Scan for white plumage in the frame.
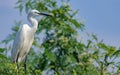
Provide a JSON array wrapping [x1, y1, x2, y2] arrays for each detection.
[[11, 10, 52, 64]]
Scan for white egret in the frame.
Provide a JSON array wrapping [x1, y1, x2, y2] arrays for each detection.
[[11, 9, 52, 71]]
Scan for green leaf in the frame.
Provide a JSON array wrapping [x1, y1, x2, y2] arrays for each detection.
[[0, 53, 7, 59], [73, 69, 77, 75], [112, 50, 120, 57], [69, 19, 81, 28], [45, 51, 56, 62], [0, 48, 5, 53]]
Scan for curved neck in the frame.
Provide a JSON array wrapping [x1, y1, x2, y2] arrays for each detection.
[[27, 15, 38, 31]]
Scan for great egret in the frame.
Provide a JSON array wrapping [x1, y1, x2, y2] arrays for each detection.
[[11, 9, 52, 71]]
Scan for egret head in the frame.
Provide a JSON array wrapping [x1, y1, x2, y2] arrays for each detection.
[[28, 9, 52, 17]]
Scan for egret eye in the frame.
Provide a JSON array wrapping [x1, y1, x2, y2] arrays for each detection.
[[34, 12, 38, 14]]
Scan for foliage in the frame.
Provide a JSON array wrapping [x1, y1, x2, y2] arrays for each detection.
[[0, 0, 120, 75]]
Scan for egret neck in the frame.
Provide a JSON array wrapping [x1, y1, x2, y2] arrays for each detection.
[[27, 14, 38, 32]]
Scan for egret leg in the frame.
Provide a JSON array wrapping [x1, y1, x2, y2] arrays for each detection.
[[24, 55, 27, 74], [16, 53, 20, 70], [17, 63, 19, 70]]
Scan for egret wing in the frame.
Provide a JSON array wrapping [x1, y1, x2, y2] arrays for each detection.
[[11, 25, 25, 63]]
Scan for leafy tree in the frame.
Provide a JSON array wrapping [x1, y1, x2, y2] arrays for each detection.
[[0, 0, 120, 75]]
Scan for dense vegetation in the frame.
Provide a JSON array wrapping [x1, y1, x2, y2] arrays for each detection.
[[0, 0, 120, 75]]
